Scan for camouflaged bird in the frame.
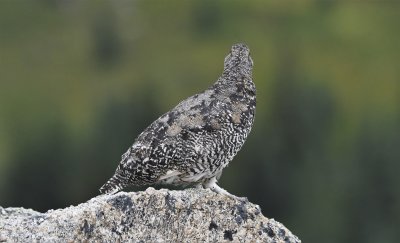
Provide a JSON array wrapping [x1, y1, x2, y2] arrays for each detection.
[[100, 43, 256, 199]]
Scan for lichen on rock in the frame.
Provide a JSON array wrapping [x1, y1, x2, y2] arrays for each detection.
[[0, 188, 301, 242]]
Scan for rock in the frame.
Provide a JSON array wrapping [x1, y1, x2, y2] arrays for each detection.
[[0, 188, 301, 242]]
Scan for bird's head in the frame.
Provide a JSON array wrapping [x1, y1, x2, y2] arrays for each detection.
[[223, 43, 253, 76]]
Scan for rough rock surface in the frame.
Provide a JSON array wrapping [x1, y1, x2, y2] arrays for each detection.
[[0, 188, 301, 242]]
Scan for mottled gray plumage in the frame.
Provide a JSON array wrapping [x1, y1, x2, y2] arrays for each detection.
[[100, 43, 256, 198]]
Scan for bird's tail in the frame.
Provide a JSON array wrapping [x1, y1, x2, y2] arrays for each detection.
[[99, 172, 126, 194]]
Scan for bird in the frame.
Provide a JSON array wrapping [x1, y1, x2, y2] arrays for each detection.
[[99, 43, 256, 199]]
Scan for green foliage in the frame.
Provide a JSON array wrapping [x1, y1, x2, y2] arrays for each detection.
[[0, 1, 399, 242]]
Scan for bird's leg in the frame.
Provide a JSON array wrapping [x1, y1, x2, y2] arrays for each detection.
[[195, 183, 204, 189], [203, 177, 247, 202]]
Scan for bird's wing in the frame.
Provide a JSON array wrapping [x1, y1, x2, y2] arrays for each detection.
[[118, 88, 229, 178]]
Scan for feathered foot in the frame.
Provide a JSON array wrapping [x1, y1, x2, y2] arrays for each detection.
[[203, 177, 248, 202]]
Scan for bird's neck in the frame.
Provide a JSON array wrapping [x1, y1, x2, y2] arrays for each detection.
[[215, 69, 255, 98], [222, 64, 252, 80], [218, 65, 253, 87]]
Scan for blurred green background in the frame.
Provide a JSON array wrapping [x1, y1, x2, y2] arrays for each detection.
[[0, 1, 399, 242]]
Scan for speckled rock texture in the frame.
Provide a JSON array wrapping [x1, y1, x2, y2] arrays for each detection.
[[0, 188, 300, 242]]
